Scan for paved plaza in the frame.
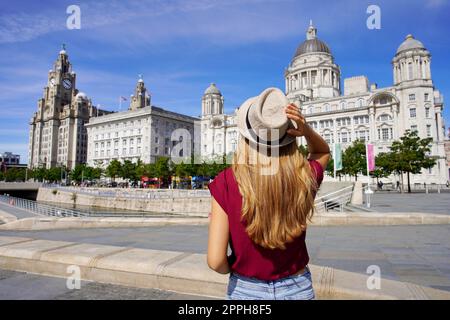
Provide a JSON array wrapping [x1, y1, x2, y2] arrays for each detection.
[[1, 224, 449, 292], [369, 191, 450, 215], [0, 268, 211, 300]]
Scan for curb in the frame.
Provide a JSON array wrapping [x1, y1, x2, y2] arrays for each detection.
[[312, 211, 450, 226], [1, 211, 449, 231], [0, 209, 18, 225], [0, 216, 209, 231], [0, 235, 448, 300]]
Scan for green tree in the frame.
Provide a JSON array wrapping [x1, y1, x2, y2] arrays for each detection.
[[389, 130, 436, 193], [105, 159, 122, 181], [32, 167, 46, 182], [121, 160, 137, 182], [4, 168, 26, 182], [174, 162, 190, 178], [371, 152, 394, 184], [135, 159, 146, 179], [70, 164, 86, 183], [144, 163, 156, 178], [154, 157, 171, 179], [45, 167, 62, 182], [298, 144, 309, 157], [342, 140, 367, 181]]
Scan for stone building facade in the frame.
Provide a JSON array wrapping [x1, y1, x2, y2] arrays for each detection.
[[199, 83, 239, 159], [201, 23, 447, 183], [28, 47, 111, 170], [85, 78, 198, 167]]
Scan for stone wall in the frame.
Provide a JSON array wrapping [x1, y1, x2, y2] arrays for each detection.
[[37, 187, 211, 216]]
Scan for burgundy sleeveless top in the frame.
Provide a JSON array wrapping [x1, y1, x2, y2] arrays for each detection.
[[208, 159, 324, 281]]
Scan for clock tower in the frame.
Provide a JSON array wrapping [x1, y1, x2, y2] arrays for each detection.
[[28, 45, 110, 170]]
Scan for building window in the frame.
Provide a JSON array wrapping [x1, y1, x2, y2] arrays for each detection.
[[426, 125, 431, 137], [409, 108, 416, 118], [425, 107, 430, 118], [411, 125, 418, 133], [424, 93, 429, 101], [311, 70, 317, 85], [342, 132, 349, 143], [409, 94, 415, 101], [379, 128, 393, 141], [155, 147, 159, 154]]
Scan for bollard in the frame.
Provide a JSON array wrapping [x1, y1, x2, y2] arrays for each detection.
[[438, 185, 441, 194]]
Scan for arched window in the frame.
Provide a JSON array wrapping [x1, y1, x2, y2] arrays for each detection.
[[339, 101, 346, 110], [324, 104, 331, 112], [377, 114, 392, 122]]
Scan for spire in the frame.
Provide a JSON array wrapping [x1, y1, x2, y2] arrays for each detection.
[[59, 43, 67, 55], [138, 74, 144, 83], [306, 20, 317, 40]]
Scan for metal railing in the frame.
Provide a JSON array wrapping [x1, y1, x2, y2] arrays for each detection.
[[44, 186, 211, 200], [0, 194, 88, 218], [314, 185, 354, 213]]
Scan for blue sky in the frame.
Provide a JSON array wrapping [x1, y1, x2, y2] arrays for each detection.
[[1, 0, 449, 163]]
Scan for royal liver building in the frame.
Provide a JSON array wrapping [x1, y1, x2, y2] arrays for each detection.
[[28, 47, 111, 170], [202, 23, 447, 183]]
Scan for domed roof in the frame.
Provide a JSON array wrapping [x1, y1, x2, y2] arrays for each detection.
[[204, 83, 222, 95], [293, 21, 331, 58], [396, 34, 425, 54], [294, 38, 331, 57], [75, 92, 88, 100]]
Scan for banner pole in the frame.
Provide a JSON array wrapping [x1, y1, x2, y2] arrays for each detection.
[[333, 143, 337, 181]]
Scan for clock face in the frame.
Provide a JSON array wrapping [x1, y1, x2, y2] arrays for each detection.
[[49, 78, 55, 87], [63, 78, 72, 89]]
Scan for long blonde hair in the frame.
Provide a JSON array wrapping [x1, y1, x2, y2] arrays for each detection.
[[232, 137, 317, 250]]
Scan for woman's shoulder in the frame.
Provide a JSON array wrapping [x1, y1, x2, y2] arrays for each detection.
[[308, 159, 324, 186], [208, 167, 234, 212]]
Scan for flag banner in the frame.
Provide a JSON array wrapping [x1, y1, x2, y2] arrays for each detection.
[[366, 143, 375, 171], [334, 143, 343, 171]]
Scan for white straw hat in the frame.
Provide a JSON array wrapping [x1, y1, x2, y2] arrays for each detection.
[[237, 87, 297, 148]]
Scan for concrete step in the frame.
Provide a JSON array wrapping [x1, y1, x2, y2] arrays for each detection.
[[0, 235, 448, 300]]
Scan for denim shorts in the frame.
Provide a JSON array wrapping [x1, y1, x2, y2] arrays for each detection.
[[226, 266, 315, 300]]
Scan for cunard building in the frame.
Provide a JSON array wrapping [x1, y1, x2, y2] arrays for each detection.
[[201, 22, 447, 183], [28, 46, 111, 170]]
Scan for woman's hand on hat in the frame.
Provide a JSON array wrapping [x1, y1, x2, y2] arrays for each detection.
[[285, 104, 310, 137]]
